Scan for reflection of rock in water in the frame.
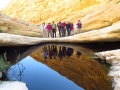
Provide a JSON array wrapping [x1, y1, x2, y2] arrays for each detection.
[[0, 45, 40, 63], [0, 72, 7, 80], [31, 45, 112, 90]]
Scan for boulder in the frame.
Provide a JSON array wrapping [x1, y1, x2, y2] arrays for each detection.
[[95, 49, 120, 90], [0, 81, 28, 90]]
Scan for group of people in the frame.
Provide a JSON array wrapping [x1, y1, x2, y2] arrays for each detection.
[[43, 45, 82, 60], [41, 20, 82, 38]]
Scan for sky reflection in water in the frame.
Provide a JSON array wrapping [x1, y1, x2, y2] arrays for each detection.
[[8, 55, 84, 90], [7, 44, 112, 90]]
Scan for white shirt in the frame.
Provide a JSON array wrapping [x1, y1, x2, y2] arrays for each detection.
[[41, 25, 46, 31]]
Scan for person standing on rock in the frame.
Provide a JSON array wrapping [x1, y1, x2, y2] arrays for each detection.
[[70, 22, 74, 35], [57, 21, 62, 37], [46, 23, 52, 38], [52, 21, 57, 38], [62, 21, 66, 36], [76, 20, 82, 34], [41, 22, 47, 38], [66, 21, 71, 36]]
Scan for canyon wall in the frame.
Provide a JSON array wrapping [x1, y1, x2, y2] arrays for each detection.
[[0, 0, 120, 45], [3, 0, 113, 31], [3, 0, 108, 23]]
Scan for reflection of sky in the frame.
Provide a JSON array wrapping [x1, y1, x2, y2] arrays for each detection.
[[8, 56, 84, 90]]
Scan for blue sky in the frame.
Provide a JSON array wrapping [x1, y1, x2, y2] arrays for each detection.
[[0, 0, 11, 10]]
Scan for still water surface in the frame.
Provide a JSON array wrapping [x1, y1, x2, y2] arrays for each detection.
[[0, 43, 114, 90], [8, 56, 83, 90]]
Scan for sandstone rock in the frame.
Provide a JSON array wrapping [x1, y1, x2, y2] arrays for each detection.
[[3, 0, 120, 32], [0, 81, 28, 90], [95, 49, 120, 90], [0, 11, 42, 37], [3, 0, 109, 28], [82, 0, 120, 31], [0, 20, 120, 46], [0, 26, 8, 32], [0, 0, 120, 45], [0, 33, 44, 46]]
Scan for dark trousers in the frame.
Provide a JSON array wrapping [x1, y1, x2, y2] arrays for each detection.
[[58, 28, 62, 37], [64, 28, 66, 36], [52, 29, 56, 38], [67, 29, 70, 36], [61, 28, 65, 37]]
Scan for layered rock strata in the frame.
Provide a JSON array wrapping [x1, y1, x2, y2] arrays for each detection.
[[3, 0, 120, 32], [0, 21, 120, 46], [0, 11, 42, 37]]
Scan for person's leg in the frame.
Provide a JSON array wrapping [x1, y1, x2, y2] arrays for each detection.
[[58, 28, 61, 37], [77, 28, 80, 34], [52, 29, 54, 38], [45, 30, 48, 37], [67, 29, 69, 36], [79, 28, 80, 34], [70, 30, 72, 36], [64, 28, 66, 36], [68, 29, 70, 36], [55, 30, 56, 38], [61, 28, 64, 37], [79, 28, 81, 33], [50, 30, 53, 38], [73, 30, 75, 35], [48, 30, 50, 37], [70, 30, 71, 36]]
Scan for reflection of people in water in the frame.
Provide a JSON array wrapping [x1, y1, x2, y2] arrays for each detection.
[[53, 45, 58, 59], [76, 51, 81, 58], [43, 45, 76, 60], [62, 46, 67, 58], [66, 47, 74, 58], [48, 45, 53, 59], [58, 46, 63, 60], [43, 46, 48, 59]]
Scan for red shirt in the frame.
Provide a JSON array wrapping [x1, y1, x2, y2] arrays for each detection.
[[62, 22, 66, 28], [46, 24, 52, 30]]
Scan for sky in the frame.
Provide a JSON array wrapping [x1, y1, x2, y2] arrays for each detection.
[[0, 0, 11, 10]]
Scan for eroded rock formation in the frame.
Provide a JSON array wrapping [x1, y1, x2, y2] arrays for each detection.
[[3, 0, 120, 32], [0, 11, 42, 37], [3, 0, 109, 24], [95, 49, 120, 90], [0, 0, 120, 45], [0, 22, 120, 46]]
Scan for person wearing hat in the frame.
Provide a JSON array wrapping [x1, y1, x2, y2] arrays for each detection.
[[46, 23, 52, 37]]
